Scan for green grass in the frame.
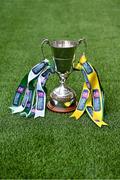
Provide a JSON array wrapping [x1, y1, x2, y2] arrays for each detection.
[[0, 0, 120, 179]]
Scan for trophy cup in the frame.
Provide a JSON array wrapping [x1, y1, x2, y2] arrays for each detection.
[[41, 38, 86, 113]]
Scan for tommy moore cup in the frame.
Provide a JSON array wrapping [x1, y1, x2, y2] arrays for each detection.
[[41, 38, 86, 113]]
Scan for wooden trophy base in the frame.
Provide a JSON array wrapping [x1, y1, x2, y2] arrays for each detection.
[[47, 101, 76, 113]]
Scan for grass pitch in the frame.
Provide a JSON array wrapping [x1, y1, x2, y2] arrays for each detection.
[[0, 0, 120, 179]]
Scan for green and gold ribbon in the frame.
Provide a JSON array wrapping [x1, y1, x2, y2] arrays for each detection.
[[10, 55, 108, 127]]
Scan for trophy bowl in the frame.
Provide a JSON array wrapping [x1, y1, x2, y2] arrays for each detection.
[[41, 38, 86, 113]]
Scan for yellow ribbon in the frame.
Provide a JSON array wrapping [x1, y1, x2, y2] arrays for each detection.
[[71, 54, 108, 128]]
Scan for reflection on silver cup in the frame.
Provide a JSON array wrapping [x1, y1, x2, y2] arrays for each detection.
[[41, 38, 86, 113]]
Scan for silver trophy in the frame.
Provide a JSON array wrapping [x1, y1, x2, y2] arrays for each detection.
[[41, 38, 86, 113]]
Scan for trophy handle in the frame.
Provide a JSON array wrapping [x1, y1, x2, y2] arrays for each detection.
[[41, 38, 50, 59], [78, 37, 87, 49], [72, 38, 87, 70]]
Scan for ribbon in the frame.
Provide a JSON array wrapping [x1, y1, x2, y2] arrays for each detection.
[[35, 67, 53, 118], [71, 54, 108, 127], [10, 54, 107, 128], [10, 59, 54, 118], [10, 73, 28, 109]]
